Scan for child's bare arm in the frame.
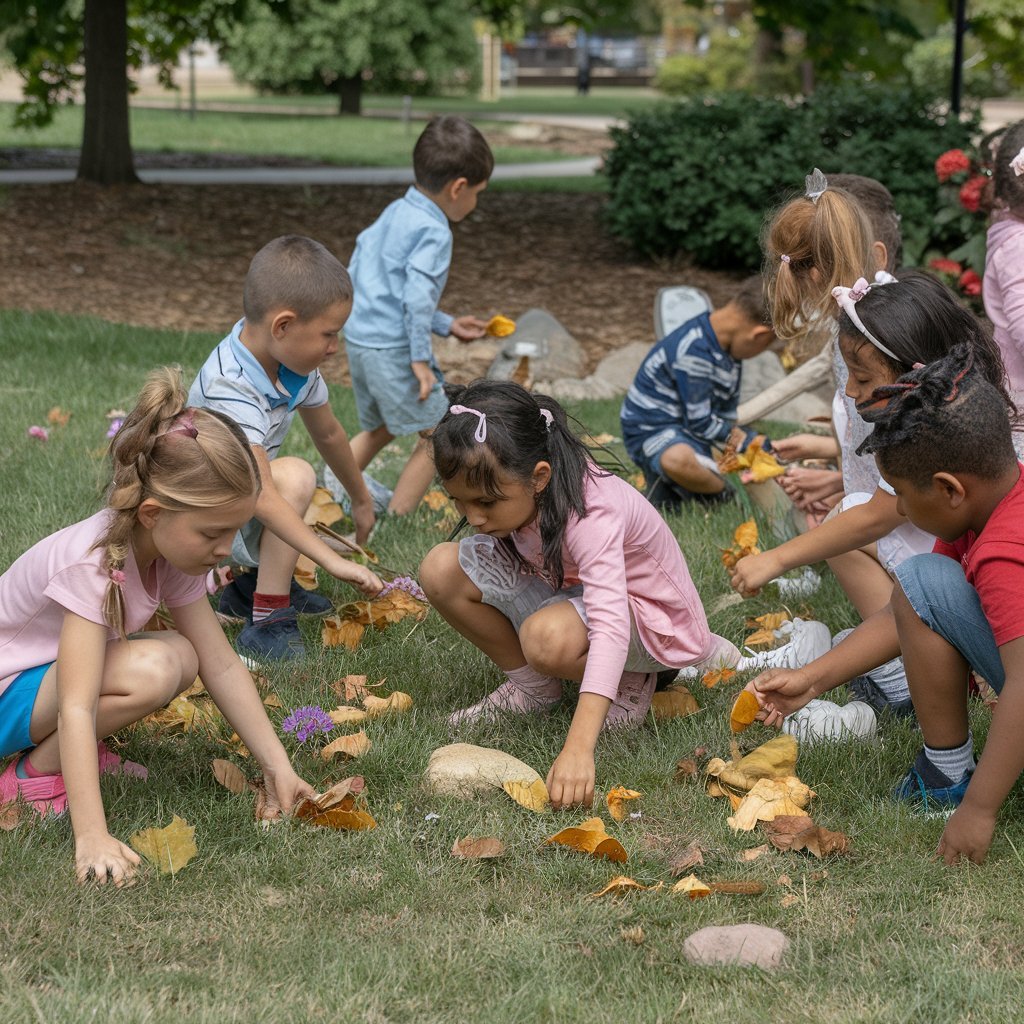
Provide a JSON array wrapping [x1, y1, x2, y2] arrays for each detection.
[[449, 316, 487, 342], [546, 693, 610, 809], [938, 638, 1024, 865], [299, 405, 376, 547], [57, 613, 141, 886], [250, 444, 381, 596], [772, 433, 839, 462], [171, 599, 316, 815], [730, 487, 903, 597]]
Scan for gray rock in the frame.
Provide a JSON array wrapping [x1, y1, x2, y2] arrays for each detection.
[[683, 924, 790, 969], [740, 351, 831, 425], [544, 341, 649, 402], [487, 308, 586, 383]]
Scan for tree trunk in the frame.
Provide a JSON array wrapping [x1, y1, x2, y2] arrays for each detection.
[[337, 74, 363, 115], [77, 0, 138, 184]]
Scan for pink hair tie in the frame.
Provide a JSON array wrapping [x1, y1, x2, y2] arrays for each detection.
[[780, 254, 791, 264], [109, 569, 127, 589], [450, 404, 487, 443]]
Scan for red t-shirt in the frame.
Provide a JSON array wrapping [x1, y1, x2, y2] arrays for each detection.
[[934, 465, 1024, 647]]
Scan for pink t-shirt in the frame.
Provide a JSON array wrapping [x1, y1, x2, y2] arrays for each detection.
[[0, 509, 207, 694], [510, 471, 713, 699]]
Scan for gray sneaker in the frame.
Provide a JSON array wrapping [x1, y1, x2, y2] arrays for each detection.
[[324, 467, 394, 517]]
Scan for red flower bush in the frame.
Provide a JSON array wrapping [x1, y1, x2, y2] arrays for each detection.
[[929, 257, 963, 276], [958, 175, 987, 213], [935, 149, 971, 182], [959, 269, 982, 297]]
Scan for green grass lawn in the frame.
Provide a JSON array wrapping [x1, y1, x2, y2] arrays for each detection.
[[0, 104, 581, 169], [2, 309, 1024, 1022]]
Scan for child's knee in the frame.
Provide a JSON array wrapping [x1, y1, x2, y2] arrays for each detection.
[[520, 613, 572, 674], [419, 543, 463, 601], [269, 456, 317, 504], [131, 637, 199, 704]]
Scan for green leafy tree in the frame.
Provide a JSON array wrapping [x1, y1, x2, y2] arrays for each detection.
[[0, 0, 256, 184], [223, 0, 481, 115]]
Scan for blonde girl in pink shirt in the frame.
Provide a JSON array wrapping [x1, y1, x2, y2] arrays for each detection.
[[0, 368, 314, 886], [419, 379, 740, 810]]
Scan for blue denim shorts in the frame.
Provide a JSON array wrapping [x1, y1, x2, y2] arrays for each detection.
[[347, 345, 449, 436], [0, 662, 52, 758], [894, 553, 1004, 692], [231, 516, 263, 569], [624, 427, 721, 489]]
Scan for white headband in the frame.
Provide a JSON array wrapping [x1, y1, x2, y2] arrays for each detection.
[[832, 271, 900, 362]]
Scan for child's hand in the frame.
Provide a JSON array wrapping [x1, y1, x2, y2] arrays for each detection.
[[546, 745, 596, 810], [779, 467, 843, 511], [729, 550, 783, 598], [747, 669, 816, 723], [75, 832, 141, 887], [936, 802, 996, 866], [349, 496, 376, 547], [772, 433, 838, 462], [325, 554, 383, 597], [450, 316, 488, 343], [263, 766, 317, 818], [411, 360, 438, 401]]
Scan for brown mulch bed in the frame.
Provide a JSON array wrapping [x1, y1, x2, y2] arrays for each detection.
[[0, 182, 739, 380]]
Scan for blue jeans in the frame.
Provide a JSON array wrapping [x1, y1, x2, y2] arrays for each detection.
[[894, 553, 1004, 692]]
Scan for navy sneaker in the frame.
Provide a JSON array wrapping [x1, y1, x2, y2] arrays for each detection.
[[219, 573, 333, 621], [893, 748, 972, 810], [235, 607, 306, 663], [848, 674, 916, 720]]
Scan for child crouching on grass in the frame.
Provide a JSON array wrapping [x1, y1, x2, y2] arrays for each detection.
[[419, 379, 742, 810], [0, 368, 315, 886]]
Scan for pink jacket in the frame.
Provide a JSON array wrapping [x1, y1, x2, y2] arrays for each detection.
[[511, 471, 714, 699], [984, 212, 1024, 396]]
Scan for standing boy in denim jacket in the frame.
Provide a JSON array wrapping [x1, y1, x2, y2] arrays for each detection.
[[343, 115, 493, 516]]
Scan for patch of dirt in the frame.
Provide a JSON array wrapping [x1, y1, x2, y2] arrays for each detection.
[[0, 182, 740, 382]]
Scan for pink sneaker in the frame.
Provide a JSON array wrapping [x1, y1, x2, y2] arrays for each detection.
[[97, 741, 149, 780], [0, 756, 68, 817], [448, 678, 563, 728], [604, 671, 657, 729]]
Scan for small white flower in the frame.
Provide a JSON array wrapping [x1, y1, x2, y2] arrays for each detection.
[[424, 812, 440, 822]]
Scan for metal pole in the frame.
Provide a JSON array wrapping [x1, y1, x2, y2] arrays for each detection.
[[951, 0, 967, 115], [188, 45, 197, 121]]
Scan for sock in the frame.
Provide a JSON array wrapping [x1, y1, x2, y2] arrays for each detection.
[[925, 734, 975, 781], [505, 664, 561, 695], [868, 656, 911, 704], [252, 591, 289, 623], [16, 754, 46, 779]]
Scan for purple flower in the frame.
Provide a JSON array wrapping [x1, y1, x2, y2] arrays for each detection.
[[281, 705, 334, 744], [106, 418, 123, 439], [378, 575, 427, 603]]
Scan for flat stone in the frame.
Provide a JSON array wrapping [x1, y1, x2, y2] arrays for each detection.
[[423, 743, 543, 798], [683, 924, 790, 969], [487, 308, 586, 383], [741, 351, 831, 425]]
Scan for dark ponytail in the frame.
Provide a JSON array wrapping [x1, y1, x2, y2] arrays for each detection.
[[431, 379, 600, 588]]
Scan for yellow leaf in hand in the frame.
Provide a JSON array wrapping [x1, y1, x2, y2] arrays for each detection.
[[606, 785, 642, 822], [734, 519, 759, 551], [730, 690, 761, 733], [130, 815, 198, 874], [486, 314, 516, 337]]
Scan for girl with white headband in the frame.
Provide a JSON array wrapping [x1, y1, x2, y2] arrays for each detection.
[[419, 379, 740, 811], [731, 270, 1016, 742]]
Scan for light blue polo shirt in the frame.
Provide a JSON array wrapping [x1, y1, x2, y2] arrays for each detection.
[[344, 186, 456, 363], [188, 318, 329, 460]]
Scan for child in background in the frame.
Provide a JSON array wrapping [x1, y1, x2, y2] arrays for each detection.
[[864, 348, 1024, 864], [741, 277, 1015, 742], [0, 368, 315, 886], [984, 120, 1024, 408], [342, 115, 492, 517], [189, 235, 382, 663], [619, 275, 775, 508], [419, 380, 745, 810]]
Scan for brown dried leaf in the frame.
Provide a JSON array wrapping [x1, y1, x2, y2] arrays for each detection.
[[668, 841, 705, 876], [422, 489, 453, 512], [129, 815, 197, 874], [734, 519, 759, 550], [303, 486, 345, 528], [606, 785, 642, 822], [651, 687, 700, 720], [47, 406, 71, 427], [0, 800, 23, 831], [451, 836, 506, 859], [329, 705, 368, 726], [701, 666, 736, 689], [292, 555, 319, 591], [253, 782, 281, 823], [321, 731, 372, 761], [780, 892, 800, 908], [620, 925, 646, 945], [728, 779, 811, 831], [303, 806, 376, 830], [293, 776, 366, 818], [544, 817, 627, 863], [362, 691, 413, 718], [589, 875, 648, 898], [322, 616, 365, 651], [262, 692, 282, 708], [211, 759, 250, 795], [765, 815, 851, 858], [675, 758, 699, 781], [737, 844, 770, 862]]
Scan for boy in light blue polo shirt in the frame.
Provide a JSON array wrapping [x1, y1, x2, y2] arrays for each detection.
[[190, 235, 382, 663], [344, 115, 494, 515]]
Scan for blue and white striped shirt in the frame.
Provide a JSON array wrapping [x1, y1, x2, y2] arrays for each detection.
[[188, 319, 329, 460]]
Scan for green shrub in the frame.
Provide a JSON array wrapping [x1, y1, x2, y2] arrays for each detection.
[[603, 83, 981, 270]]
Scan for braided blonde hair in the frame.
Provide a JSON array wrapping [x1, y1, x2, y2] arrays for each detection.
[[99, 366, 260, 635]]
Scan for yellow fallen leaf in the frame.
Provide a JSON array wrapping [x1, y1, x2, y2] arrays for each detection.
[[293, 555, 319, 591], [321, 731, 372, 760], [262, 692, 282, 708], [589, 875, 648, 898], [322, 616, 365, 651], [362, 692, 413, 718], [730, 690, 761, 733], [628, 471, 645, 491], [422, 489, 453, 511], [606, 785, 642, 822], [329, 705, 368, 726], [130, 815, 197, 874], [584, 432, 617, 447], [544, 817, 627, 862], [486, 314, 516, 337], [701, 666, 736, 689], [303, 805, 377, 830], [727, 778, 811, 831], [651, 687, 700, 720], [47, 406, 72, 427], [303, 486, 345, 527], [671, 874, 712, 899], [452, 836, 506, 859], [211, 759, 250, 795], [706, 734, 800, 796], [503, 779, 550, 813]]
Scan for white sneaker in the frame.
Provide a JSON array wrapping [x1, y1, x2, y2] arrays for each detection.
[[736, 618, 830, 672], [782, 699, 878, 745], [775, 568, 821, 600]]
